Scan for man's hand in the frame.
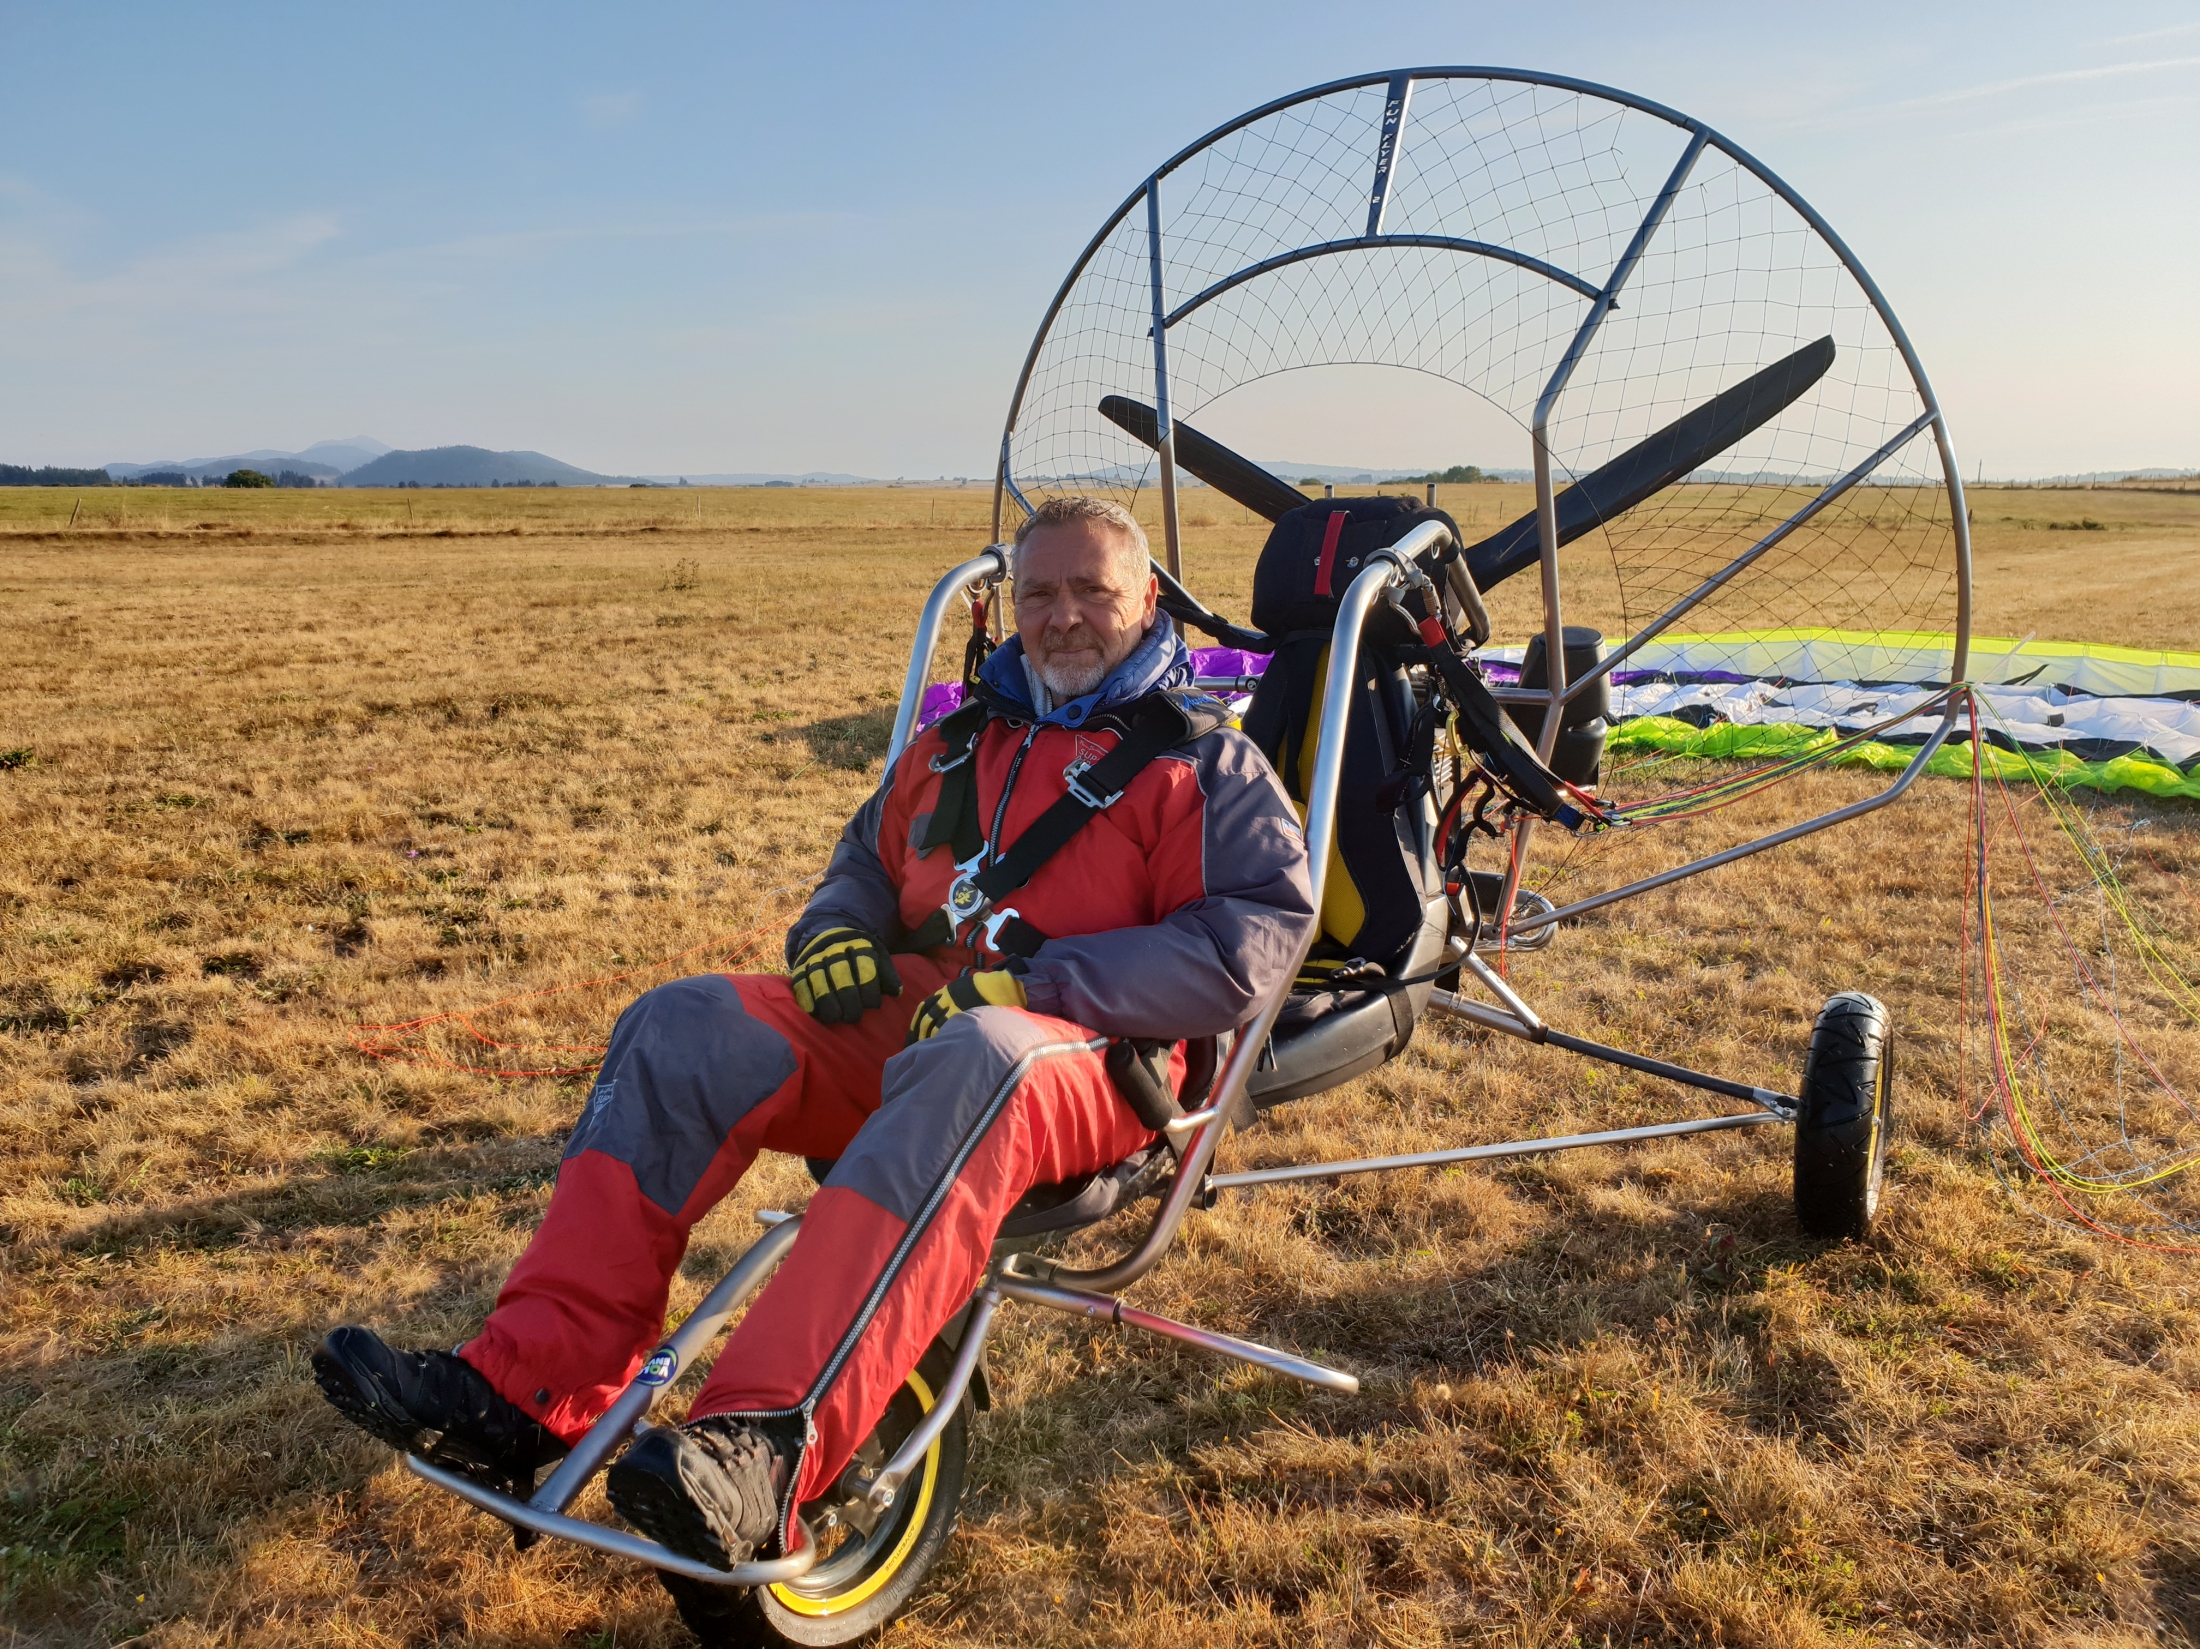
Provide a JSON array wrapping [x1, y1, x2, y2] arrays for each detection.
[[789, 927, 903, 1025], [905, 968, 1026, 1046]]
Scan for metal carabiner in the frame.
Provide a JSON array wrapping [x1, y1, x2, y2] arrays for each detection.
[[977, 906, 1024, 955]]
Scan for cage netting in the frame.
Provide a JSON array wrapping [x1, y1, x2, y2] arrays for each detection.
[[995, 70, 1965, 692]]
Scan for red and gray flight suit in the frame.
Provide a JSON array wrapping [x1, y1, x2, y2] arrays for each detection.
[[460, 618, 1315, 1526]]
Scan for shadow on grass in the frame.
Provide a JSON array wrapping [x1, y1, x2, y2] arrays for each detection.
[[799, 706, 896, 770], [30, 1136, 566, 1259]]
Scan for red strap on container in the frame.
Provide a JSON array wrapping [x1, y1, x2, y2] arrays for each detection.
[[1312, 510, 1347, 597]]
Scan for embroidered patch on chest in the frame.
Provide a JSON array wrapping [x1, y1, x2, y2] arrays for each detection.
[[1073, 733, 1109, 769]]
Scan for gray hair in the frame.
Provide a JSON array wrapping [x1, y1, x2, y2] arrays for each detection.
[[1010, 494, 1152, 586]]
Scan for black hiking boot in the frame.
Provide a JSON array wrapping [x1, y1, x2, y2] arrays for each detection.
[[606, 1416, 787, 1570], [311, 1325, 567, 1499]]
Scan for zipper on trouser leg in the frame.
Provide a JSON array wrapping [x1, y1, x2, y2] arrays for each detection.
[[718, 1034, 1106, 1553]]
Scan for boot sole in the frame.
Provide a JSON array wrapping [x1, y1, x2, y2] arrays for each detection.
[[606, 1454, 749, 1571], [312, 1343, 430, 1457]]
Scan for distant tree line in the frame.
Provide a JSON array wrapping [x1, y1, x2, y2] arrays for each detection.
[[1291, 465, 1495, 489], [0, 464, 113, 486]]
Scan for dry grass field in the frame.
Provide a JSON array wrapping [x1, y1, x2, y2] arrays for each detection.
[[4, 483, 2199, 1648]]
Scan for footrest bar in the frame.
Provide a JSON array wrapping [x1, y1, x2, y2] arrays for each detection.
[[406, 1454, 819, 1587], [530, 1214, 802, 1515], [1206, 1110, 1785, 1191], [996, 1276, 1358, 1393]]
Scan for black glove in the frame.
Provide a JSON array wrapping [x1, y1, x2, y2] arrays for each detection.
[[789, 926, 903, 1025], [904, 968, 1027, 1046]]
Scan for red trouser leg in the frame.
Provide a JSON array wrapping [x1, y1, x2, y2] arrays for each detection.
[[461, 959, 960, 1442], [688, 1004, 1157, 1509]]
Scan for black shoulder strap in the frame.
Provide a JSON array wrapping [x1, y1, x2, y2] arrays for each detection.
[[968, 696, 1188, 905], [915, 699, 989, 860], [905, 695, 1192, 954]]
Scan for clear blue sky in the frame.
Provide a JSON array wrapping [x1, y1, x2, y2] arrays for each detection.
[[3, 2, 2193, 479]]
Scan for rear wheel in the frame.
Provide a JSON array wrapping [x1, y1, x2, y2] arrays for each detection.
[[1792, 991, 1894, 1239], [661, 1340, 970, 1646]]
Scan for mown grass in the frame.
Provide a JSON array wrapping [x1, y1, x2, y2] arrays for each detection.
[[3, 485, 2198, 1647]]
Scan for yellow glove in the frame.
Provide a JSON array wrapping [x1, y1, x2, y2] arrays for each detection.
[[905, 968, 1026, 1045], [789, 927, 903, 1025]]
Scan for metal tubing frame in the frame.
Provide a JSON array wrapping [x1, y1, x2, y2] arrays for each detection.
[[864, 1288, 1001, 1512], [1159, 234, 1599, 330], [1205, 1110, 1786, 1192], [407, 1454, 822, 1588], [996, 1275, 1360, 1393], [1145, 181, 1184, 587], [1428, 985, 1540, 1040], [1423, 982, 1795, 1114], [1557, 409, 1942, 706], [531, 1214, 804, 1514], [1458, 949, 1543, 1032], [885, 549, 1009, 768], [1542, 1028, 1797, 1116], [1038, 553, 1411, 1292], [1499, 127, 1709, 932]]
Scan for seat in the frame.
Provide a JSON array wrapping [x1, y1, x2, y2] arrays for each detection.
[[1236, 504, 1454, 1109]]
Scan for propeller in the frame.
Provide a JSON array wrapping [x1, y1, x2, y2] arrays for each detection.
[[1460, 335, 1835, 591], [1097, 396, 1312, 523], [1100, 331, 1835, 618]]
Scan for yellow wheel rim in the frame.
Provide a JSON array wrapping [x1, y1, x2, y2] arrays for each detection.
[[768, 1369, 942, 1617]]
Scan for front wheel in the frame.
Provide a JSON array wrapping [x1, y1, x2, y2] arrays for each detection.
[[662, 1339, 971, 1646], [1792, 991, 1894, 1240]]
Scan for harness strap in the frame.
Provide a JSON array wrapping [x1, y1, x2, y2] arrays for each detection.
[[916, 700, 989, 860], [905, 696, 1190, 955], [1405, 643, 1576, 821], [965, 701, 1184, 908]]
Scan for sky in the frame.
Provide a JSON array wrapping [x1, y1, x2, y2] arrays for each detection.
[[1, 2, 2194, 481]]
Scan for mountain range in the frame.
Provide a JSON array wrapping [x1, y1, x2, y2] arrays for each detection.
[[339, 445, 642, 487], [99, 439, 858, 487], [106, 437, 392, 481], [96, 434, 1531, 490]]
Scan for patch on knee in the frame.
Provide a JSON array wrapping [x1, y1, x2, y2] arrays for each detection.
[[565, 975, 799, 1214], [828, 1016, 1088, 1222]]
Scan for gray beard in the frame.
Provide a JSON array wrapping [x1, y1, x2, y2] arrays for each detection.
[[1032, 653, 1110, 702]]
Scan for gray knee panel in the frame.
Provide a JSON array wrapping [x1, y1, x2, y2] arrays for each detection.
[[827, 1008, 1063, 1223], [565, 975, 799, 1215]]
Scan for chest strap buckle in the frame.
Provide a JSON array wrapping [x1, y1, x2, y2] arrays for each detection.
[[942, 849, 990, 934], [1062, 760, 1125, 811], [978, 907, 1023, 955]]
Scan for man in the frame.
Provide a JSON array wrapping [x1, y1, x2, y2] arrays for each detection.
[[312, 495, 1315, 1570]]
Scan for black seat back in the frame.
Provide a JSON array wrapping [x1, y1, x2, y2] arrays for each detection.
[[1239, 500, 1453, 1106]]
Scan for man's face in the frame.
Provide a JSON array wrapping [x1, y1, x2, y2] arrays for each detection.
[[1012, 521, 1159, 700]]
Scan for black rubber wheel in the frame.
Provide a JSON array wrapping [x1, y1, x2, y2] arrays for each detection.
[[1792, 991, 1895, 1239], [661, 1339, 970, 1646]]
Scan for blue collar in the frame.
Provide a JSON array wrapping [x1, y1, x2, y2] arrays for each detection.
[[976, 619, 1191, 727]]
